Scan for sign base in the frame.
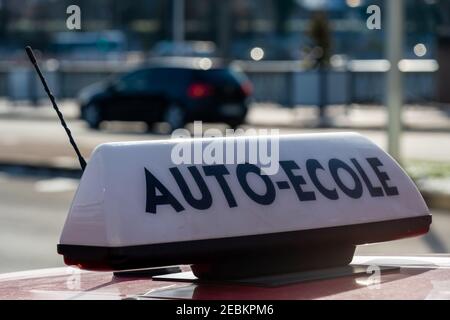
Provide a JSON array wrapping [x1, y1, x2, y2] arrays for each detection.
[[151, 264, 399, 288]]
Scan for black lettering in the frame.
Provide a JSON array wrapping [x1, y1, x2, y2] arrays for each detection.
[[366, 157, 399, 196], [280, 160, 316, 201], [351, 158, 384, 197], [329, 159, 363, 199], [145, 168, 184, 214], [236, 163, 276, 205], [203, 164, 237, 208], [170, 166, 212, 210], [306, 159, 338, 200]]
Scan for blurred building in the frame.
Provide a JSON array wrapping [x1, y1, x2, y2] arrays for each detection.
[[0, 0, 448, 61]]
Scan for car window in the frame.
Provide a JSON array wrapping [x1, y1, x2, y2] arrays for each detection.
[[194, 68, 245, 85], [152, 68, 193, 96], [116, 67, 193, 96], [144, 68, 168, 92], [116, 70, 151, 93]]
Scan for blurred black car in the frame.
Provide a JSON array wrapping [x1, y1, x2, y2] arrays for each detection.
[[78, 59, 252, 130]]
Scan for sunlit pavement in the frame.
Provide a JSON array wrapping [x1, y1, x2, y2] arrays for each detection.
[[0, 172, 448, 274], [0, 104, 449, 168]]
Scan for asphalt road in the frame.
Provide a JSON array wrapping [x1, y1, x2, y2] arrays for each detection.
[[0, 172, 73, 273], [0, 171, 449, 274]]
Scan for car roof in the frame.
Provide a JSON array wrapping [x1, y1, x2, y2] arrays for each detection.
[[1, 255, 449, 300], [139, 57, 226, 71]]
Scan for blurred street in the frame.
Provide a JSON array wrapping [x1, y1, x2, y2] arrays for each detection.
[[0, 101, 449, 168], [0, 101, 449, 273], [0, 171, 448, 273]]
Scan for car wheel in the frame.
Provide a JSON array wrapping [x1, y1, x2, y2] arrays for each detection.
[[163, 104, 186, 131], [84, 103, 101, 129]]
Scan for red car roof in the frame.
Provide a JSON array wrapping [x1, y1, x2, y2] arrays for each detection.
[[1, 255, 449, 300]]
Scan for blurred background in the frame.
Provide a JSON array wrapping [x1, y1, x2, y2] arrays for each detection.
[[0, 0, 450, 273]]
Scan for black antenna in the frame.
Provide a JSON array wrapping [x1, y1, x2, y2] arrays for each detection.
[[25, 46, 87, 171]]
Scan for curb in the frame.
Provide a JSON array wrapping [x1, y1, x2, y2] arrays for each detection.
[[0, 162, 82, 179], [245, 121, 450, 133]]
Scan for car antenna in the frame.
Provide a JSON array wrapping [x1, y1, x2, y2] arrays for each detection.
[[25, 46, 87, 171]]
